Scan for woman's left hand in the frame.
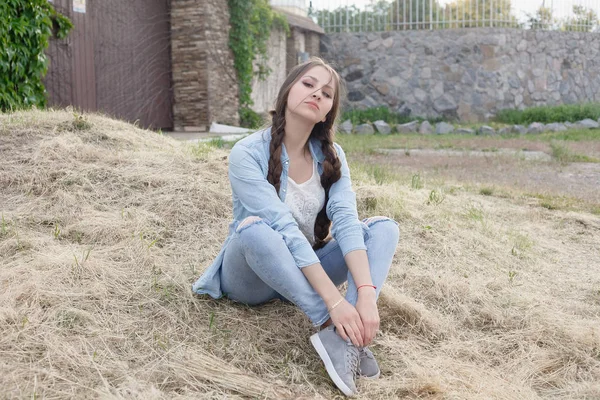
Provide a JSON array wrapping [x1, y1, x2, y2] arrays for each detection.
[[355, 288, 379, 346]]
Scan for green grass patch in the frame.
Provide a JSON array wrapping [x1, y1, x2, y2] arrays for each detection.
[[342, 106, 416, 125], [495, 103, 600, 124], [479, 187, 494, 196], [549, 142, 600, 164]]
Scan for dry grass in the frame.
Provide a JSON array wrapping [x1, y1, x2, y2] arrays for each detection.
[[1, 109, 600, 399]]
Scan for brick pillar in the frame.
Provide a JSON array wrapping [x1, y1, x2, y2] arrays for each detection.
[[171, 0, 208, 131], [171, 0, 239, 131]]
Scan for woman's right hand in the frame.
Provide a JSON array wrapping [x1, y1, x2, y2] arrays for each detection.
[[329, 298, 365, 347]]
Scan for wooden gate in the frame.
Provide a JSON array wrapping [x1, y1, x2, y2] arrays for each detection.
[[45, 0, 173, 130]]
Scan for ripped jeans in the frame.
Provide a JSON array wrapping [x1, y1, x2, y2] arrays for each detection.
[[220, 216, 400, 326]]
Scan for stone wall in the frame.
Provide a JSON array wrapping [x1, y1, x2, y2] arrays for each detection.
[[321, 28, 600, 122], [171, 0, 238, 131]]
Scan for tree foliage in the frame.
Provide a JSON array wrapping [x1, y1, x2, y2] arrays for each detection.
[[0, 0, 72, 111]]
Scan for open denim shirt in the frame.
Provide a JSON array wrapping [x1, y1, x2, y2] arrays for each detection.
[[192, 127, 367, 298]]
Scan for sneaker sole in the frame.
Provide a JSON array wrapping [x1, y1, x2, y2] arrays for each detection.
[[310, 333, 356, 397], [359, 370, 380, 380]]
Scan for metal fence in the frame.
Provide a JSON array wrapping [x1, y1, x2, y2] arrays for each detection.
[[270, 0, 600, 33]]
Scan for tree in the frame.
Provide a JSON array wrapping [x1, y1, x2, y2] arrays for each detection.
[[0, 0, 72, 111], [526, 5, 555, 29], [443, 0, 518, 28], [563, 5, 598, 32]]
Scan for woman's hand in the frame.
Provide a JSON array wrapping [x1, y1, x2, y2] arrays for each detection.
[[355, 288, 379, 346], [329, 299, 365, 347]]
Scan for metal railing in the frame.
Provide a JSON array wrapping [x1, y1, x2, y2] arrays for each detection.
[[290, 0, 600, 33]]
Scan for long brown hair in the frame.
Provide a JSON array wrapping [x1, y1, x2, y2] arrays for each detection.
[[267, 57, 343, 250]]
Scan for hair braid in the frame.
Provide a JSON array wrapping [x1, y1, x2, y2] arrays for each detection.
[[266, 112, 285, 193], [312, 128, 342, 250]]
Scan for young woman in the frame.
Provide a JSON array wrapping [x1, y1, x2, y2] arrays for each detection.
[[192, 57, 399, 396]]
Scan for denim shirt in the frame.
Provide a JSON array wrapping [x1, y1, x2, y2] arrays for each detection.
[[192, 127, 366, 298]]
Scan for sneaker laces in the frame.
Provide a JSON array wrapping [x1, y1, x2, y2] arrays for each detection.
[[346, 343, 360, 378]]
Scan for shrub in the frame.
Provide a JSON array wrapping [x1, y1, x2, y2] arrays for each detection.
[[0, 0, 72, 111], [239, 107, 264, 129], [495, 103, 600, 124]]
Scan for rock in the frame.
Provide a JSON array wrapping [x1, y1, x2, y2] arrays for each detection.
[[345, 71, 363, 82], [564, 122, 575, 129], [477, 125, 496, 135], [545, 122, 567, 132], [433, 94, 458, 114], [348, 91, 365, 102], [339, 119, 353, 134], [355, 123, 374, 135], [436, 122, 455, 134], [373, 120, 391, 135], [513, 125, 527, 134], [576, 118, 600, 129], [419, 121, 434, 134], [375, 83, 390, 95], [498, 127, 512, 135], [397, 121, 419, 133], [527, 122, 545, 134], [456, 128, 475, 134]]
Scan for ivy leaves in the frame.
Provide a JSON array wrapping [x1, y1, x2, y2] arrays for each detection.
[[228, 0, 289, 109], [1, 0, 72, 111]]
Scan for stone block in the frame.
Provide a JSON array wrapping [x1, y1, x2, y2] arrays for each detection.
[[374, 120, 392, 134], [397, 121, 419, 133], [339, 119, 353, 134], [527, 122, 545, 134], [436, 122, 455, 134], [419, 121, 434, 134], [356, 123, 375, 135], [477, 125, 496, 135]]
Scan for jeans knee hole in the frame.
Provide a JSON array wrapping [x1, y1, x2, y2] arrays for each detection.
[[236, 217, 263, 233]]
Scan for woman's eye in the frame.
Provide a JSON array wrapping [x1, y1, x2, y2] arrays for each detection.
[[323, 92, 332, 99], [303, 82, 313, 88]]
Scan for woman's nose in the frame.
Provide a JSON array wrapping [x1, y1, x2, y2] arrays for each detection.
[[312, 93, 320, 99]]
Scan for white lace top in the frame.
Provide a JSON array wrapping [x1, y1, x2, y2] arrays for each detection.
[[284, 161, 326, 245]]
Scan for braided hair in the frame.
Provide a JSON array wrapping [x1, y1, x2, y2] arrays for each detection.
[[266, 57, 343, 250]]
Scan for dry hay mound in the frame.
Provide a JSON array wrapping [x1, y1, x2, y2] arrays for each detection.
[[1, 109, 600, 399]]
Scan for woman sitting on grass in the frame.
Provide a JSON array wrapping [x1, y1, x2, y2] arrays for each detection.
[[192, 57, 399, 396]]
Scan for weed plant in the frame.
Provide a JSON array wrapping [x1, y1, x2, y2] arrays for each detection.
[[495, 103, 600, 124]]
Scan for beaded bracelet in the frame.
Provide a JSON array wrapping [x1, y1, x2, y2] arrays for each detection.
[[357, 284, 377, 291], [328, 298, 344, 312]]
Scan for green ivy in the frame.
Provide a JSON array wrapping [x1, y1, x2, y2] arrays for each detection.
[[228, 0, 289, 111], [0, 0, 73, 111]]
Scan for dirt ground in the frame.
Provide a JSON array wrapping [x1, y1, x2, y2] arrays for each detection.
[[359, 143, 600, 208]]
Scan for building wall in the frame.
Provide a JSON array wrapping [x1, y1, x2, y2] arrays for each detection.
[[250, 28, 288, 114], [205, 0, 239, 126], [322, 28, 600, 122]]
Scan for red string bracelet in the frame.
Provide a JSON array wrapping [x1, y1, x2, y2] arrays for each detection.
[[357, 284, 376, 291]]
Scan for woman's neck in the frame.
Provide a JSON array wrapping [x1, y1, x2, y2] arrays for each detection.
[[282, 110, 314, 158]]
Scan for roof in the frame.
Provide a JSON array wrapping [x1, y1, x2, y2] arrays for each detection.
[[273, 7, 325, 35]]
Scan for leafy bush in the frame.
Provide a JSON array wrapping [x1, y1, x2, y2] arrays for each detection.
[[341, 106, 442, 125], [239, 107, 265, 129], [0, 0, 72, 111], [495, 103, 600, 124]]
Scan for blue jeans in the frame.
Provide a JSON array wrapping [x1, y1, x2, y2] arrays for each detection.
[[220, 216, 400, 326]]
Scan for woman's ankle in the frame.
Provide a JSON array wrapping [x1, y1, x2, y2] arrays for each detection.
[[320, 318, 332, 329]]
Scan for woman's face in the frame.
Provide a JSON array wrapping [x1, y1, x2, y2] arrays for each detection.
[[286, 66, 335, 125]]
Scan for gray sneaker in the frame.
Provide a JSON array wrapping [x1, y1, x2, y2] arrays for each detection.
[[310, 326, 359, 396], [358, 347, 380, 379]]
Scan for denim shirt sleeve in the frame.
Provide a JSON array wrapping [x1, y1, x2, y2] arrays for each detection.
[[228, 143, 320, 269], [327, 143, 366, 256]]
